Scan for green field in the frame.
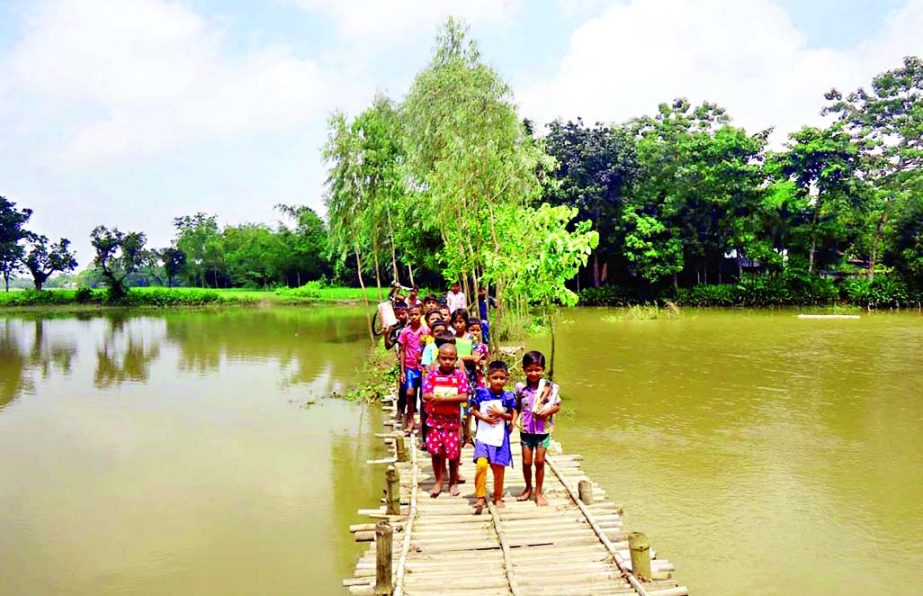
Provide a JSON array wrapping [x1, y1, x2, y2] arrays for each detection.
[[0, 285, 383, 309]]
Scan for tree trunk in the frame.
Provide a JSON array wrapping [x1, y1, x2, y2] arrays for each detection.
[[385, 204, 399, 283], [593, 252, 600, 287], [407, 263, 415, 287], [809, 203, 821, 274], [547, 306, 556, 382], [673, 271, 679, 293], [868, 211, 888, 280], [354, 245, 374, 344], [372, 249, 383, 301]]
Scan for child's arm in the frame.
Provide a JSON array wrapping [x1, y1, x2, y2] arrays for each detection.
[[399, 341, 407, 384]]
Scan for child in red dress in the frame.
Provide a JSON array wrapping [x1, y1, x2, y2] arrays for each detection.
[[422, 343, 469, 497]]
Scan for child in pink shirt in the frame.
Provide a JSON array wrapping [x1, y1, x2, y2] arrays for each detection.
[[398, 305, 430, 435]]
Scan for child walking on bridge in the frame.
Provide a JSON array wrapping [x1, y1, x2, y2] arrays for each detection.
[[515, 351, 560, 507], [422, 343, 469, 497], [470, 360, 517, 514], [398, 305, 430, 436]]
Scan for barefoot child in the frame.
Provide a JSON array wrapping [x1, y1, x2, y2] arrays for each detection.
[[515, 351, 560, 507], [422, 343, 469, 497], [470, 361, 517, 514], [398, 305, 430, 435]]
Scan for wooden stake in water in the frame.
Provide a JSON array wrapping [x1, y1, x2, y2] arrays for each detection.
[[629, 531, 652, 581], [375, 520, 393, 595], [395, 435, 407, 463], [385, 465, 400, 515], [578, 479, 594, 505]]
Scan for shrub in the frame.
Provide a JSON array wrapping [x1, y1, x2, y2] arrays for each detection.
[[842, 276, 910, 308], [74, 287, 94, 303]]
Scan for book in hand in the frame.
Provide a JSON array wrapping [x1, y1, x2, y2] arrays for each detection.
[[475, 399, 505, 447], [431, 384, 461, 416]]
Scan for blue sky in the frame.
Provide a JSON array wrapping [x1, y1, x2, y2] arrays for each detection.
[[1, 0, 921, 265]]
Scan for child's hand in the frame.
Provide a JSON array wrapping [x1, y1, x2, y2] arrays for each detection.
[[472, 352, 482, 364], [487, 405, 503, 418], [400, 370, 406, 384]]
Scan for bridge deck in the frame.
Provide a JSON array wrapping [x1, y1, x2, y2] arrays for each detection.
[[345, 398, 688, 596]]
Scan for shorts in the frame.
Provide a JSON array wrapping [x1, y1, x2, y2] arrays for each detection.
[[520, 432, 550, 451], [396, 377, 407, 413], [426, 426, 461, 460]]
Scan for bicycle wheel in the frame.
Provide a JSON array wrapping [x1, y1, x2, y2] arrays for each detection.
[[371, 310, 384, 336]]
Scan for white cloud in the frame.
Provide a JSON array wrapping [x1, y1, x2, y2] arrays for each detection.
[[519, 0, 923, 141], [4, 0, 339, 166]]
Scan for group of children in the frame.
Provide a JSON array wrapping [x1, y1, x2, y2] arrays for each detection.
[[383, 288, 561, 511]]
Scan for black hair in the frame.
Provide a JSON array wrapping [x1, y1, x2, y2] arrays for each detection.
[[487, 360, 509, 375], [431, 321, 447, 332], [393, 301, 408, 311], [423, 294, 438, 303], [451, 309, 469, 324], [467, 319, 481, 329], [434, 332, 456, 348], [425, 311, 441, 325], [522, 350, 546, 369], [409, 304, 422, 313]]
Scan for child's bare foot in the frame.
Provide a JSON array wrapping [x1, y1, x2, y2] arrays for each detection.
[[535, 492, 549, 507], [515, 488, 532, 502], [494, 498, 505, 509], [449, 483, 460, 497], [474, 497, 486, 515], [457, 475, 466, 484], [430, 482, 442, 498]]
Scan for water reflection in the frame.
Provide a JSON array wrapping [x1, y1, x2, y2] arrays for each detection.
[[0, 306, 381, 596], [95, 315, 162, 388], [0, 319, 77, 408]]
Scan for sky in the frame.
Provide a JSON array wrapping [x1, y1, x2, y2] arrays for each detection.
[[1, 0, 921, 265]]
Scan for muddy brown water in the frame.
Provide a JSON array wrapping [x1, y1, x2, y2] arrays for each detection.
[[1, 307, 922, 595]]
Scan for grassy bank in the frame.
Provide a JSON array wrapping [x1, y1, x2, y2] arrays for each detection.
[[0, 284, 383, 310]]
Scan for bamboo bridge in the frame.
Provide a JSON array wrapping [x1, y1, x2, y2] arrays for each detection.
[[344, 394, 688, 596]]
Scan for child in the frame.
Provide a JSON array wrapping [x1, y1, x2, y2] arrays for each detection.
[[420, 323, 450, 370], [466, 319, 489, 389], [384, 301, 409, 422], [398, 305, 430, 435], [425, 310, 442, 331], [450, 309, 478, 445], [439, 305, 452, 323], [515, 351, 560, 507], [422, 343, 469, 497], [423, 294, 440, 314], [470, 361, 518, 514]]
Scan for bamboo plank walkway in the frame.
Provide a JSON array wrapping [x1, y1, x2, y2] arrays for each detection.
[[345, 395, 688, 595]]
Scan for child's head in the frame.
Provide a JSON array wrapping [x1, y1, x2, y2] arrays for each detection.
[[451, 281, 461, 293], [434, 331, 456, 348], [423, 295, 439, 312], [410, 285, 419, 298], [451, 309, 468, 335], [431, 321, 448, 336], [486, 360, 509, 392], [394, 301, 408, 324], [425, 311, 441, 328], [439, 305, 451, 320], [408, 305, 422, 326], [468, 319, 482, 342], [522, 351, 546, 385], [436, 343, 458, 372], [478, 287, 487, 297]]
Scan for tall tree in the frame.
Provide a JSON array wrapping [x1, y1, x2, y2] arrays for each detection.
[[22, 236, 78, 290], [159, 247, 186, 288], [174, 213, 220, 287], [90, 226, 150, 301], [824, 56, 923, 277], [0, 197, 33, 292], [274, 204, 329, 286], [543, 119, 639, 286]]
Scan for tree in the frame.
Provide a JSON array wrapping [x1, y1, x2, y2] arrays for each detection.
[[90, 226, 150, 301], [771, 125, 861, 273], [159, 247, 186, 288], [824, 56, 923, 277], [275, 204, 329, 286], [0, 197, 33, 292], [543, 119, 639, 287], [22, 236, 78, 290], [174, 213, 220, 287]]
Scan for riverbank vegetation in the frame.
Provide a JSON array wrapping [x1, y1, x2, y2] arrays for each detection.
[[2, 20, 921, 312]]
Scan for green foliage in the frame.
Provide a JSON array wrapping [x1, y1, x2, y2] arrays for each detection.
[[842, 276, 911, 307], [22, 236, 78, 291], [0, 196, 33, 291], [90, 225, 151, 301]]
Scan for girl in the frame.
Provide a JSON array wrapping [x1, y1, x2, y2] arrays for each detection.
[[467, 319, 489, 389], [422, 343, 469, 497], [451, 309, 478, 445], [515, 351, 560, 507], [470, 361, 518, 514]]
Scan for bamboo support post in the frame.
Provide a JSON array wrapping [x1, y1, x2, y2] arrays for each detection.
[[578, 479, 595, 505], [629, 532, 652, 582], [374, 521, 393, 595], [385, 465, 400, 516], [395, 434, 407, 462]]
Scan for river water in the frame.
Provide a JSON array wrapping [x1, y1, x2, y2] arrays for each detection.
[[1, 307, 922, 595]]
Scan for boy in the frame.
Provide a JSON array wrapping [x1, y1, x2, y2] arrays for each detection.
[[446, 281, 467, 314], [422, 343, 469, 497], [470, 361, 517, 512], [423, 294, 440, 314], [384, 301, 409, 422], [397, 305, 430, 435]]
